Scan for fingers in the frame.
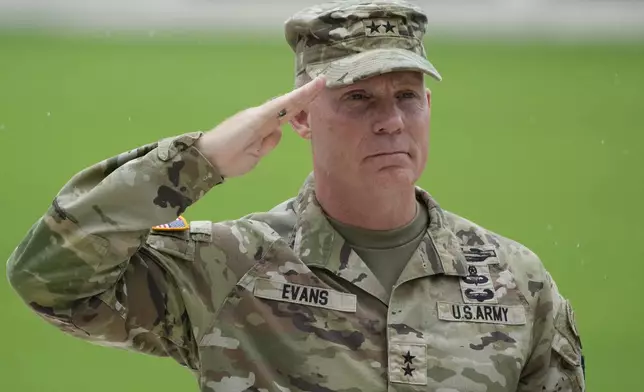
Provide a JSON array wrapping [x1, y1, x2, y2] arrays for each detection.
[[259, 75, 326, 124]]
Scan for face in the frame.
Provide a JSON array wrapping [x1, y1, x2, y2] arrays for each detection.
[[294, 71, 431, 191]]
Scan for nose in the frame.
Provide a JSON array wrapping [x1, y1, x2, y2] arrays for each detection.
[[373, 100, 404, 135]]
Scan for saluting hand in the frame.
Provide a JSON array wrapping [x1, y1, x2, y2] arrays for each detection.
[[195, 76, 326, 178]]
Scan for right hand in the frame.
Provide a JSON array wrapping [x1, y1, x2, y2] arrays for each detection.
[[195, 76, 326, 178]]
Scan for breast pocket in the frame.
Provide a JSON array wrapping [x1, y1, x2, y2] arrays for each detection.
[[405, 272, 534, 392], [425, 303, 531, 389], [198, 260, 388, 391]]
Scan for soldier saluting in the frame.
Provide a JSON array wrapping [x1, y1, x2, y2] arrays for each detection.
[[6, 1, 584, 391]]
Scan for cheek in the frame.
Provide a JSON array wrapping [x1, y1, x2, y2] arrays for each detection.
[[311, 109, 363, 149], [406, 107, 430, 162], [404, 103, 430, 136], [309, 113, 348, 165]]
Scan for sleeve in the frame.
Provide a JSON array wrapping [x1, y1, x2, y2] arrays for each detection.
[[518, 270, 586, 392], [5, 131, 224, 371]]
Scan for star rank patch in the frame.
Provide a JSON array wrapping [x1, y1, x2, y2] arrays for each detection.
[[151, 216, 189, 231], [363, 18, 401, 36], [389, 343, 427, 385]]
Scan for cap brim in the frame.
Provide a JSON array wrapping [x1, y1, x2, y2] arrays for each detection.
[[305, 48, 442, 88]]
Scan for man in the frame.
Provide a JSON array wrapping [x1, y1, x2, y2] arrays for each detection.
[[6, 0, 585, 391]]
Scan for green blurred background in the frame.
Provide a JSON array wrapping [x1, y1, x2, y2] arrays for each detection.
[[1, 2, 643, 391]]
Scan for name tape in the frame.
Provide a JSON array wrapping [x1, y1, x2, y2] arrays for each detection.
[[253, 278, 357, 313]]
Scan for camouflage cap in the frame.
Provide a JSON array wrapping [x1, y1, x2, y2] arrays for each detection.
[[285, 0, 442, 88]]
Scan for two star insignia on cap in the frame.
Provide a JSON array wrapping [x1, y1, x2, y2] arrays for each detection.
[[365, 19, 399, 36]]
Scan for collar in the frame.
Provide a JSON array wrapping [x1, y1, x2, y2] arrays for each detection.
[[290, 173, 469, 282]]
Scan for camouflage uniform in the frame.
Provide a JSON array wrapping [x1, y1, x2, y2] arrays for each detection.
[[6, 1, 585, 391]]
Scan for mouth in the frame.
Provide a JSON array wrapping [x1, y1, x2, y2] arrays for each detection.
[[367, 151, 410, 159]]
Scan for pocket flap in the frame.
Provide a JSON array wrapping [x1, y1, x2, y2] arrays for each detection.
[[145, 231, 195, 261], [552, 330, 581, 367], [552, 299, 583, 368]]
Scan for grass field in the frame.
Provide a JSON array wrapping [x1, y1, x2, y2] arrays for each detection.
[[0, 31, 643, 391]]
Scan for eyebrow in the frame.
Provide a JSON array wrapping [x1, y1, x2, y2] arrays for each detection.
[[344, 79, 421, 91]]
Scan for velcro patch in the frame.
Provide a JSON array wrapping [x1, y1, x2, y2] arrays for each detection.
[[362, 18, 401, 37], [437, 302, 526, 325], [460, 264, 498, 304], [389, 342, 427, 385], [253, 278, 357, 313], [461, 245, 500, 265], [152, 216, 189, 231]]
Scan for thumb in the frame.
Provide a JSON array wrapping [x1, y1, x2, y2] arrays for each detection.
[[258, 128, 283, 157]]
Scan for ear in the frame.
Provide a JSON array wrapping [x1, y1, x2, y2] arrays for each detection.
[[290, 109, 312, 140], [425, 88, 432, 108]]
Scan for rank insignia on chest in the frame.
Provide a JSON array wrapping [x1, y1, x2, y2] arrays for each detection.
[[151, 216, 189, 231], [389, 343, 427, 385]]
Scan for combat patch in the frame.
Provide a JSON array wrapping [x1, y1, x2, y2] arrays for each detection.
[[437, 302, 526, 325], [151, 216, 189, 231], [253, 278, 357, 313], [461, 245, 500, 265], [388, 342, 427, 385]]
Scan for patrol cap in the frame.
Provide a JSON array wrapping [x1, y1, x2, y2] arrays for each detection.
[[284, 0, 442, 88]]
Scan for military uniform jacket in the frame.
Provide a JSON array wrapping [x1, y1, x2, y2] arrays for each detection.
[[7, 132, 585, 392]]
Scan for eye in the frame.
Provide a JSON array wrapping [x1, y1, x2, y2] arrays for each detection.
[[398, 91, 419, 99], [344, 91, 369, 101]]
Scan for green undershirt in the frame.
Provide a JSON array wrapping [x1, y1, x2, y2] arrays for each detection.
[[326, 200, 429, 299]]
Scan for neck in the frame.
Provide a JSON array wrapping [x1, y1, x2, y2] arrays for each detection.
[[314, 174, 418, 231]]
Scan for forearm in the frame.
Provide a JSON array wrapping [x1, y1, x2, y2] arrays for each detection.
[[7, 131, 223, 308]]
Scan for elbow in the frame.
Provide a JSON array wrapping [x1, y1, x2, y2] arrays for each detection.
[[6, 238, 55, 309], [7, 248, 87, 335], [6, 227, 38, 301], [7, 242, 90, 331], [7, 216, 86, 306], [6, 222, 82, 309]]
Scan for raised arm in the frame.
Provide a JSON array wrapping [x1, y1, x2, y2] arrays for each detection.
[[6, 76, 326, 369], [6, 132, 222, 368]]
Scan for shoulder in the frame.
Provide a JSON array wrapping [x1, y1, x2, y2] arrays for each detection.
[[142, 199, 298, 304], [241, 197, 298, 240], [146, 198, 298, 261]]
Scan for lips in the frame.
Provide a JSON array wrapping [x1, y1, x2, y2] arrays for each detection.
[[368, 151, 410, 158]]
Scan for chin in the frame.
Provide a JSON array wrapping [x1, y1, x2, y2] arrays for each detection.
[[371, 166, 417, 188]]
